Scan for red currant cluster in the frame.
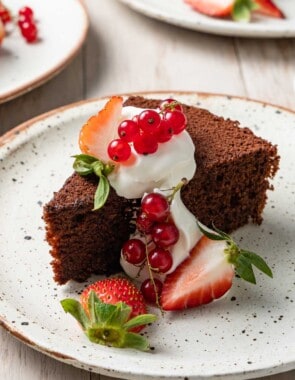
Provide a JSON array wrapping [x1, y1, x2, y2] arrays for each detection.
[[107, 98, 187, 163], [122, 192, 180, 305], [0, 3, 37, 43]]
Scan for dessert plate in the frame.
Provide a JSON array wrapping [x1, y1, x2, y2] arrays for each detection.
[[0, 0, 88, 104], [0, 92, 295, 380], [116, 0, 295, 38]]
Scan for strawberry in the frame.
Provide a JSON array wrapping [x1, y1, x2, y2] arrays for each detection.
[[61, 277, 157, 351], [161, 224, 273, 311], [184, 0, 234, 18], [79, 96, 123, 162], [184, 0, 284, 21], [254, 0, 285, 19]]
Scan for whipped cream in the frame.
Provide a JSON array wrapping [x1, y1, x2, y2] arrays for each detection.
[[108, 106, 202, 281]]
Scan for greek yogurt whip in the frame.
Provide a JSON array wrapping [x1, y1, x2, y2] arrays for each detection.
[[108, 106, 202, 281]]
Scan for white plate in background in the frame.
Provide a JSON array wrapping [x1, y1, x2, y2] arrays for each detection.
[[117, 0, 295, 37], [0, 0, 88, 104]]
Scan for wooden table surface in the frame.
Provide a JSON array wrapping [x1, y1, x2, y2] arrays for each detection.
[[0, 0, 294, 379]]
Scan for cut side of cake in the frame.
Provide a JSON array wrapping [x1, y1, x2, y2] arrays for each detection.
[[43, 96, 279, 284]]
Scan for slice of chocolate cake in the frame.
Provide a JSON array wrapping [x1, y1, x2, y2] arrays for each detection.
[[43, 96, 279, 284]]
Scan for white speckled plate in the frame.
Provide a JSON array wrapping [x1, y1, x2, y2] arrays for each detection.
[[0, 0, 88, 104], [0, 92, 294, 380], [116, 0, 295, 38]]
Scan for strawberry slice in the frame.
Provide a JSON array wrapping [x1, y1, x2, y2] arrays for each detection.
[[61, 277, 157, 351], [161, 237, 234, 310], [161, 225, 273, 311], [184, 0, 234, 18], [254, 0, 285, 19], [79, 96, 123, 162]]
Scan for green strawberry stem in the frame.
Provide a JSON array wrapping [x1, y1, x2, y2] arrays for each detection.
[[198, 223, 273, 284], [61, 291, 157, 351], [232, 0, 259, 22], [72, 154, 115, 210]]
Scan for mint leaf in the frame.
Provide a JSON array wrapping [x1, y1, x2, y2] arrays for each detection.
[[60, 299, 90, 329], [92, 160, 104, 177], [241, 250, 273, 278], [93, 175, 110, 210]]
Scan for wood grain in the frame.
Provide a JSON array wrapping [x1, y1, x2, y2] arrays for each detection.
[[0, 0, 294, 379]]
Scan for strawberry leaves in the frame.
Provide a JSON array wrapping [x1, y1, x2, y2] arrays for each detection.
[[232, 0, 258, 22], [197, 222, 273, 284], [73, 154, 115, 210], [61, 291, 157, 351]]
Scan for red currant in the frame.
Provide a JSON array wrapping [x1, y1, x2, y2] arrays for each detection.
[[141, 193, 170, 222], [132, 115, 139, 124], [19, 6, 34, 18], [159, 98, 183, 112], [163, 110, 187, 135], [141, 278, 163, 303], [18, 14, 32, 28], [156, 119, 174, 143], [138, 110, 161, 134], [136, 211, 154, 234], [148, 248, 172, 273], [133, 133, 158, 155], [20, 21, 37, 43], [151, 222, 179, 248], [0, 7, 11, 24], [122, 239, 146, 265], [118, 120, 139, 142], [107, 139, 131, 162]]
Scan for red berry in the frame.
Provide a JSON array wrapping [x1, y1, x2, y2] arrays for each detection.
[[118, 120, 139, 142], [141, 278, 163, 303], [107, 139, 131, 162], [156, 119, 174, 143], [159, 98, 183, 112], [136, 211, 154, 234], [133, 133, 158, 155], [18, 14, 32, 28], [19, 6, 34, 18], [138, 110, 161, 134], [148, 248, 173, 273], [141, 193, 170, 222], [122, 239, 146, 265], [20, 21, 37, 43], [151, 222, 179, 248], [163, 110, 187, 135], [0, 7, 11, 24], [132, 115, 139, 124]]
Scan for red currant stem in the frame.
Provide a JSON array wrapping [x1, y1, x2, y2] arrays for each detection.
[[167, 178, 188, 204], [144, 234, 163, 314], [135, 260, 147, 280]]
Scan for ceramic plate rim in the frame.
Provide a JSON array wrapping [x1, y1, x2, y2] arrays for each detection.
[[116, 0, 295, 38], [0, 0, 89, 105], [0, 91, 295, 380]]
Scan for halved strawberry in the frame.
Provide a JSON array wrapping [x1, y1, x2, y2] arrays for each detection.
[[79, 96, 123, 162], [254, 0, 285, 19], [184, 0, 234, 18], [61, 277, 157, 351], [161, 225, 273, 311]]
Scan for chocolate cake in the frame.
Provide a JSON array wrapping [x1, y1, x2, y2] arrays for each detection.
[[43, 96, 279, 284]]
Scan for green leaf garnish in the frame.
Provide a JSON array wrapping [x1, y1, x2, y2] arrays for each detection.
[[72, 154, 115, 210], [94, 175, 110, 210], [232, 0, 259, 22], [197, 222, 273, 285], [61, 291, 157, 351]]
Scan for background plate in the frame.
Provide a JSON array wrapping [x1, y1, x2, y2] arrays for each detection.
[[0, 92, 294, 380], [116, 0, 295, 37], [0, 0, 88, 104]]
